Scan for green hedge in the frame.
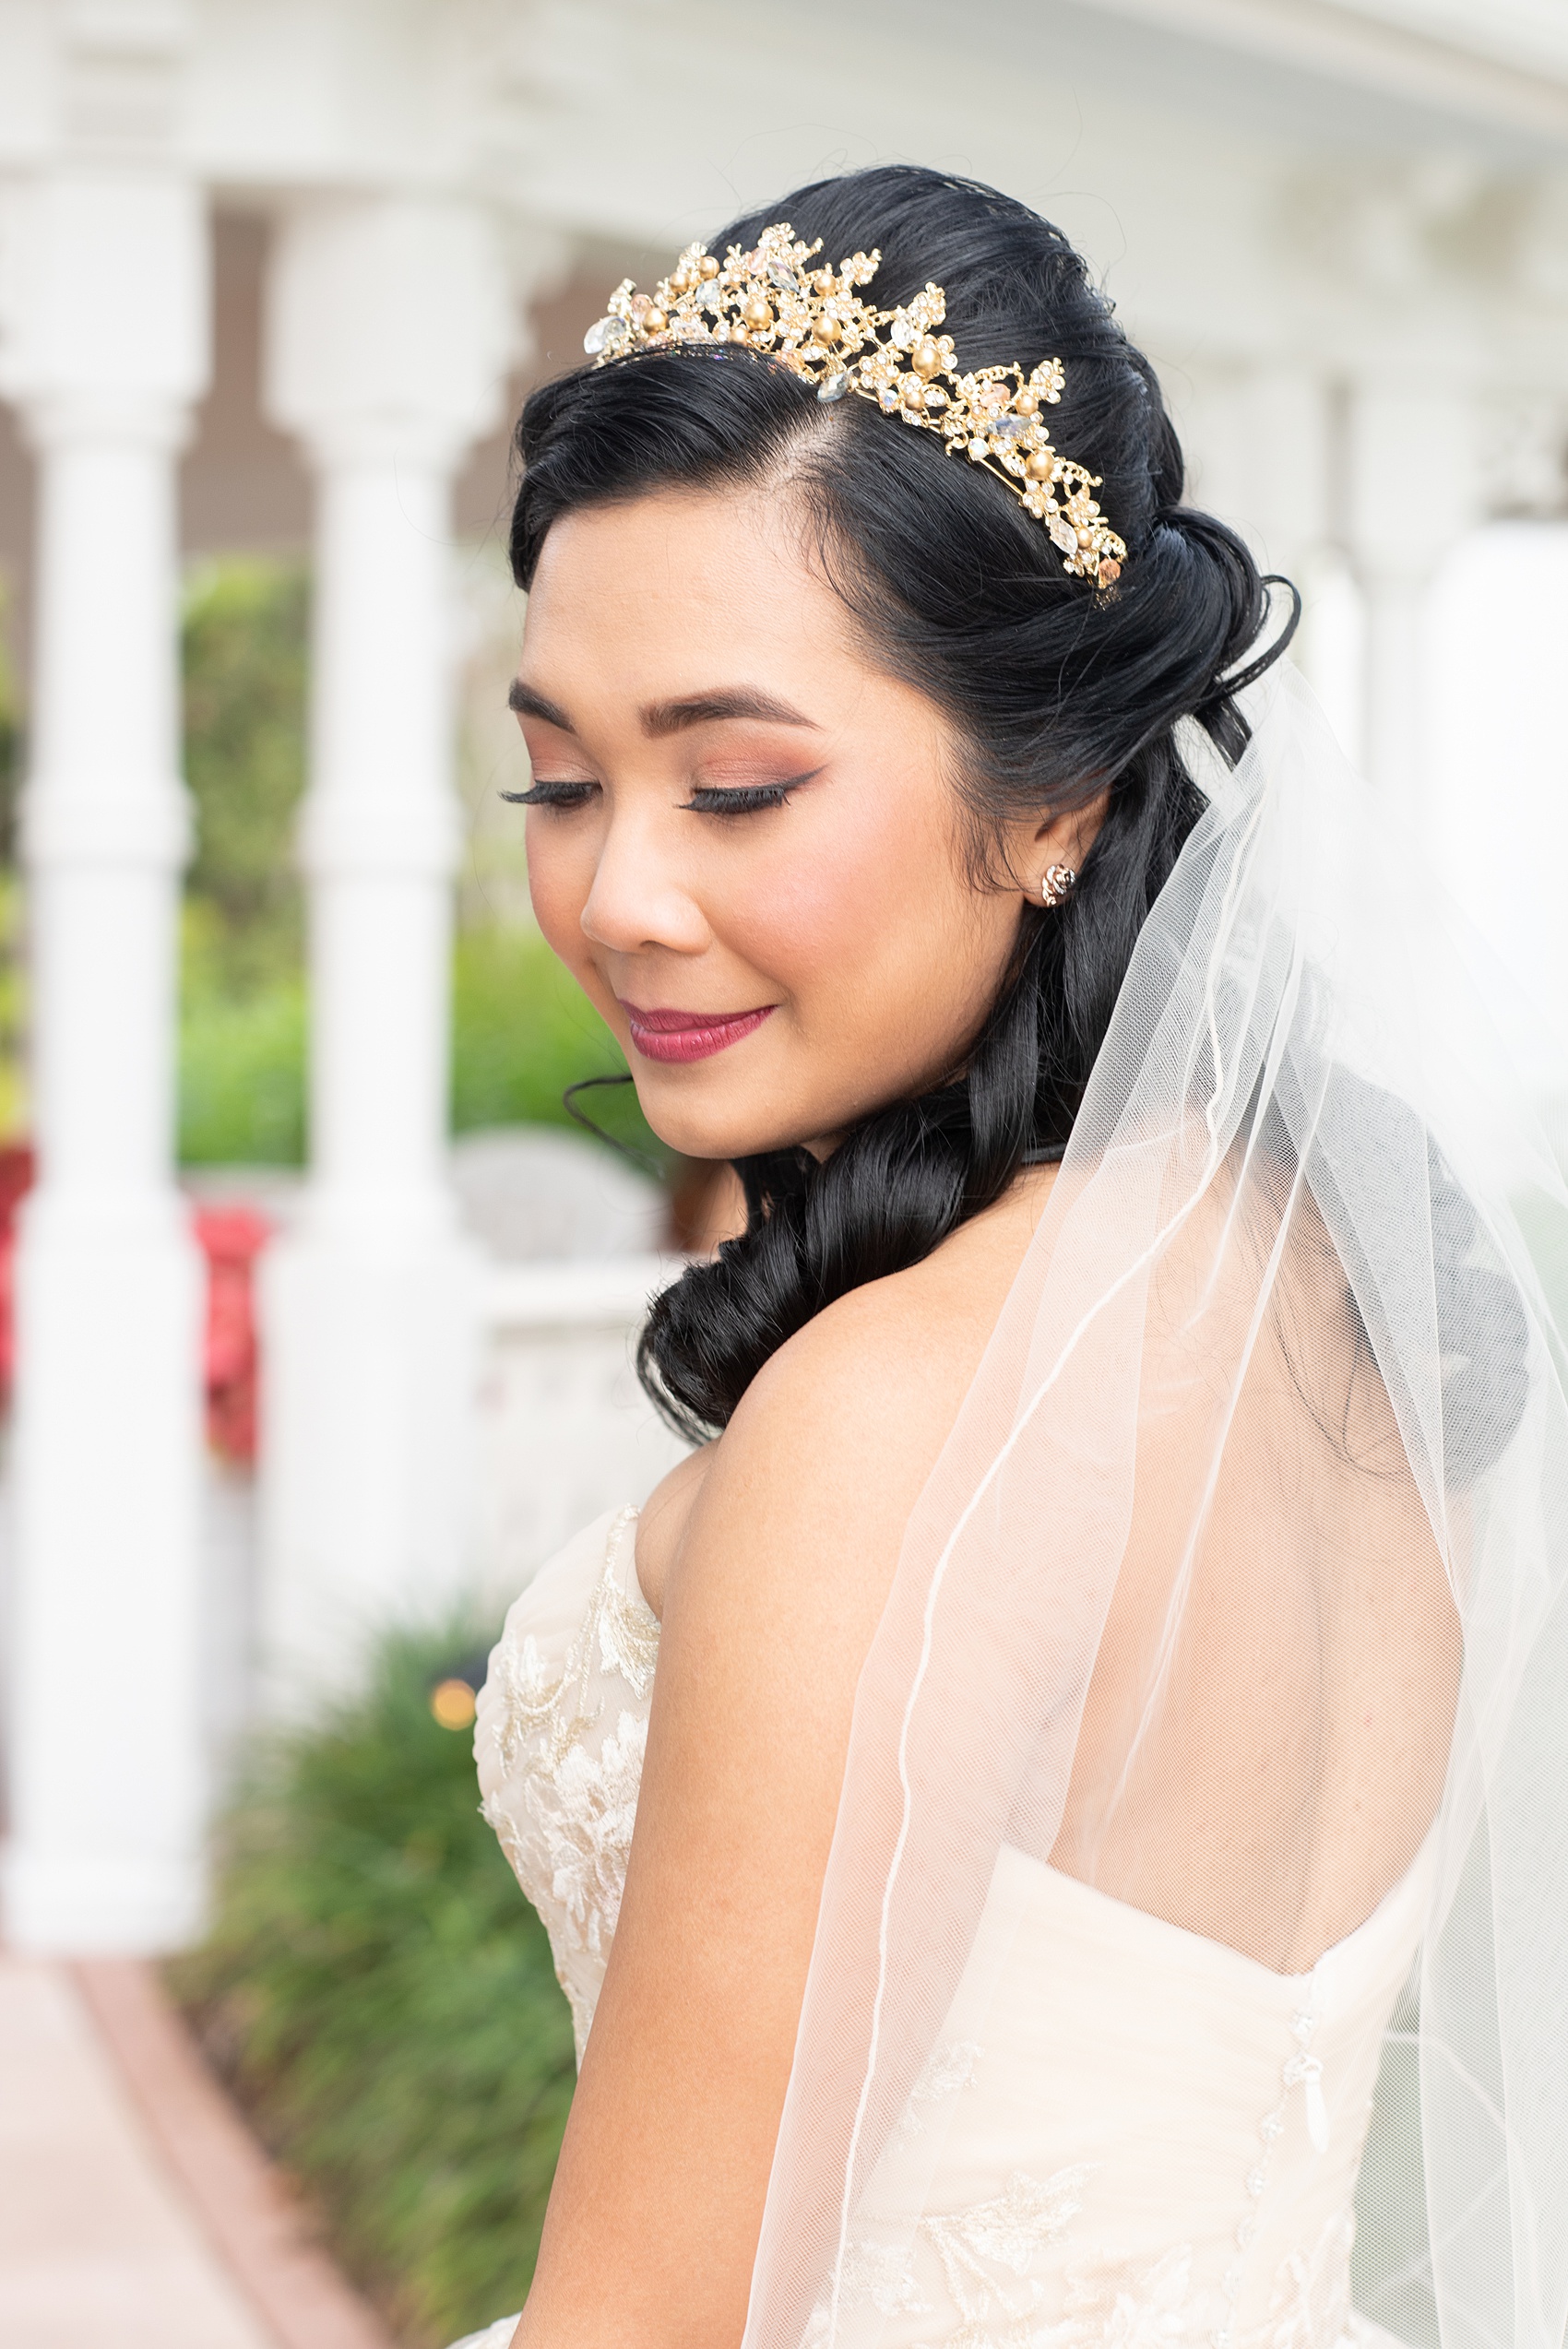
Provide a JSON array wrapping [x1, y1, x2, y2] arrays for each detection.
[[449, 927, 649, 1150], [172, 1622, 575, 2347], [178, 926, 660, 1169], [182, 559, 308, 993], [179, 972, 309, 1166]]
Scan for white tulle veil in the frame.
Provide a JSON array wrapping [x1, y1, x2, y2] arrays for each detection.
[[740, 662, 1568, 2349]]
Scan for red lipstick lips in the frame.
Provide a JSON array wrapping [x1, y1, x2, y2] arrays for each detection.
[[622, 1002, 776, 1064]]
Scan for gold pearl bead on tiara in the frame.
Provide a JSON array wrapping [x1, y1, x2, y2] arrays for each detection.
[[581, 222, 1129, 588]]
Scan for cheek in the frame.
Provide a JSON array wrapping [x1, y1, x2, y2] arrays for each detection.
[[723, 795, 964, 1022], [526, 823, 595, 973]]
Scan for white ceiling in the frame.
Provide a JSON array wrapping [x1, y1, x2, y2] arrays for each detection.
[[1074, 0, 1568, 138]]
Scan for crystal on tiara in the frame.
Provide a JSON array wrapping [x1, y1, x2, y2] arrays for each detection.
[[585, 224, 1129, 587], [583, 314, 630, 356]]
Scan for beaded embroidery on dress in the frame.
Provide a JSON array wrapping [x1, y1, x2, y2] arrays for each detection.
[[460, 1509, 1434, 2349]]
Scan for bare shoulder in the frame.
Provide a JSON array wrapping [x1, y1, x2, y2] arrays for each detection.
[[534, 1170, 1055, 2347], [636, 1166, 1052, 1622], [636, 1441, 713, 1616]]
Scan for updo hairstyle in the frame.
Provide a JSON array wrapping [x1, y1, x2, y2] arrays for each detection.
[[510, 165, 1295, 1441]]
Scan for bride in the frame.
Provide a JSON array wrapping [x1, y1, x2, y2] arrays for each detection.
[[456, 169, 1568, 2349]]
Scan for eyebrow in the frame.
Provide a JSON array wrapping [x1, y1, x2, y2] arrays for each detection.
[[507, 679, 573, 727], [641, 689, 819, 738], [505, 679, 818, 739]]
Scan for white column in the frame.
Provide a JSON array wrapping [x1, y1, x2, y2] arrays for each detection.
[[1178, 361, 1333, 592], [258, 196, 515, 1702], [0, 172, 209, 1952], [1175, 359, 1364, 712], [1172, 359, 1384, 760], [1348, 384, 1480, 824]]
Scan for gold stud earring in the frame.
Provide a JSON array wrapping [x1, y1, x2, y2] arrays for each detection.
[[1041, 863, 1076, 908]]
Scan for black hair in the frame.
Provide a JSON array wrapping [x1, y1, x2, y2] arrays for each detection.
[[510, 165, 1298, 1441]]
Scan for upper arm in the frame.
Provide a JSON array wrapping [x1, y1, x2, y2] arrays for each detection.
[[513, 1283, 962, 2349]]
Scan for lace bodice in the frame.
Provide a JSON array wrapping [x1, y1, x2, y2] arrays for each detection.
[[471, 1510, 1431, 2349], [476, 1505, 656, 2063]]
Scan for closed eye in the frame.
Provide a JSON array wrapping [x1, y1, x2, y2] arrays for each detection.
[[681, 768, 823, 816], [501, 779, 598, 809]]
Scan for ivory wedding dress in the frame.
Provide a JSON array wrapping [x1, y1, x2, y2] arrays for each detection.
[[457, 1502, 1431, 2349]]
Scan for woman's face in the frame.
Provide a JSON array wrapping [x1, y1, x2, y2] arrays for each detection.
[[511, 486, 1081, 1162]]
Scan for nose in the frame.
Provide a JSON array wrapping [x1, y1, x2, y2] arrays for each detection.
[[579, 811, 711, 958]]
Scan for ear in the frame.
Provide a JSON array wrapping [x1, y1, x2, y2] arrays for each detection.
[[1024, 788, 1110, 902]]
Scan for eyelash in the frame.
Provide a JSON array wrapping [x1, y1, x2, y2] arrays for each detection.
[[502, 780, 596, 809], [503, 770, 819, 817], [680, 777, 807, 816]]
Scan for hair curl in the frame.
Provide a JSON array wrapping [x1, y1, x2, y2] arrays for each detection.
[[510, 165, 1298, 1441]]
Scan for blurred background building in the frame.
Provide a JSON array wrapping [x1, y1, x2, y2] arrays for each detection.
[[0, 0, 1565, 1959]]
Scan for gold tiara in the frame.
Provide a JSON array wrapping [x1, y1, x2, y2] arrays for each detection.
[[583, 222, 1126, 588]]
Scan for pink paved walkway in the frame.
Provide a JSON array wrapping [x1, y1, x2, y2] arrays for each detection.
[[0, 1952, 398, 2349]]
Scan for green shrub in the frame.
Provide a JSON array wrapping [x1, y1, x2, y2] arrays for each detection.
[[172, 1621, 576, 2347], [178, 924, 662, 1170], [183, 558, 308, 996], [179, 970, 308, 1167], [450, 927, 664, 1167], [0, 586, 25, 1133], [0, 873, 25, 1141], [177, 556, 310, 1162], [0, 575, 19, 864]]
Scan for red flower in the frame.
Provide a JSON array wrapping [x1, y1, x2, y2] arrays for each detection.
[[0, 1151, 272, 1465], [0, 1144, 36, 1396], [193, 1205, 273, 1464]]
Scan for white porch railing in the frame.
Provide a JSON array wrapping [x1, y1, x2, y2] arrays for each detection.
[[472, 1255, 690, 1621]]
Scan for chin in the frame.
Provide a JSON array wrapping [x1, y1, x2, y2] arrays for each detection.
[[640, 1103, 790, 1163], [631, 1075, 808, 1165]]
